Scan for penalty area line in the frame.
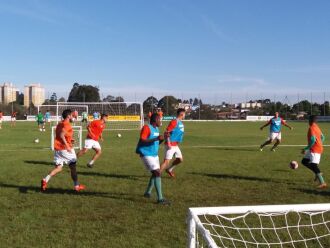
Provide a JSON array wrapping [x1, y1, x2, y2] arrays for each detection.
[[189, 145, 330, 148]]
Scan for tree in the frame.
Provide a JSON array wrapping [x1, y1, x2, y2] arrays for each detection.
[[68, 83, 100, 102], [143, 96, 158, 114], [103, 95, 116, 102], [58, 97, 66, 102], [50, 93, 58, 103], [157, 96, 179, 116]]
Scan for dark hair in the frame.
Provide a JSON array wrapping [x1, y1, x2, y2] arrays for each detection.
[[177, 108, 186, 116], [150, 113, 159, 124], [101, 114, 108, 119], [309, 115, 317, 123], [62, 109, 72, 119]]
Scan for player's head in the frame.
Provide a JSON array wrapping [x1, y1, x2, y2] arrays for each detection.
[[150, 113, 161, 127], [177, 108, 186, 119], [309, 115, 317, 125], [62, 109, 72, 120], [47, 110, 49, 112], [101, 114, 108, 122], [274, 112, 279, 118], [39, 110, 41, 113]]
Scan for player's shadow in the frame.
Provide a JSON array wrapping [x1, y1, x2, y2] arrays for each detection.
[[0, 182, 136, 201], [294, 188, 330, 196], [190, 172, 272, 183], [78, 171, 140, 180], [24, 160, 53, 166]]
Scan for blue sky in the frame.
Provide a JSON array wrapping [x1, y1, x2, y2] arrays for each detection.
[[1, 0, 330, 103]]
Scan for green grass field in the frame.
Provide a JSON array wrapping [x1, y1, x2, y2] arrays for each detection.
[[0, 121, 330, 248]]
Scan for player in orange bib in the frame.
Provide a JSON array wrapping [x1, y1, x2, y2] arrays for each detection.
[[41, 109, 85, 192], [301, 115, 326, 189], [0, 111, 3, 129], [77, 114, 108, 168]]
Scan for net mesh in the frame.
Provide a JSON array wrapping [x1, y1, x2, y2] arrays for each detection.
[[57, 102, 143, 130], [193, 210, 330, 248]]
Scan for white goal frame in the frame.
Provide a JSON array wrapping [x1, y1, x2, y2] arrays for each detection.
[[51, 126, 83, 151], [56, 104, 89, 123], [188, 203, 330, 248], [56, 102, 144, 130]]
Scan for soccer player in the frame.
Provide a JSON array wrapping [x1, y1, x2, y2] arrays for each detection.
[[72, 109, 78, 122], [136, 113, 169, 205], [45, 110, 51, 126], [41, 109, 85, 192], [93, 111, 100, 120], [77, 114, 108, 168], [160, 108, 185, 178], [81, 111, 88, 123], [259, 112, 293, 152], [11, 111, 17, 127], [301, 115, 326, 189], [36, 111, 45, 131], [0, 111, 3, 129]]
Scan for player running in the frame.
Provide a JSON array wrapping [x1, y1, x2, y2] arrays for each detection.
[[72, 109, 78, 122], [160, 108, 185, 178], [93, 111, 100, 120], [136, 113, 170, 205], [301, 115, 326, 189], [45, 110, 51, 126], [259, 112, 293, 152], [41, 109, 85, 192], [81, 111, 88, 123], [77, 114, 108, 168], [0, 111, 3, 129], [36, 111, 45, 131], [11, 111, 17, 127]]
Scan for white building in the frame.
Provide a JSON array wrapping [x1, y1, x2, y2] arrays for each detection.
[[24, 83, 45, 107]]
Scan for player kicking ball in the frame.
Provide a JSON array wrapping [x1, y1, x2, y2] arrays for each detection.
[[77, 114, 107, 168], [160, 108, 185, 178], [301, 115, 326, 189], [136, 113, 170, 205], [41, 109, 85, 192], [259, 112, 293, 152]]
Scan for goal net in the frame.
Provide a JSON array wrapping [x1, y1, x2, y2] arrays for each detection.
[[57, 102, 144, 130], [37, 105, 59, 122], [51, 126, 82, 150], [56, 104, 89, 123], [188, 204, 330, 248]]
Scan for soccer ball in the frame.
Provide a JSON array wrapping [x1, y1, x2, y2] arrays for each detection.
[[34, 138, 40, 143], [117, 133, 122, 138], [289, 161, 298, 170]]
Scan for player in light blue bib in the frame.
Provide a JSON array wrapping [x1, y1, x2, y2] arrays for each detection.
[[259, 112, 293, 152]]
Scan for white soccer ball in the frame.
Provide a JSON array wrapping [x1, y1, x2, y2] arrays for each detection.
[[117, 133, 122, 138], [289, 161, 299, 170], [34, 138, 40, 143]]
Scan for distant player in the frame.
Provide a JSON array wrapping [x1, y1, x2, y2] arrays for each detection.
[[301, 115, 326, 189], [11, 111, 17, 127], [93, 111, 100, 120], [45, 110, 51, 126], [157, 108, 163, 125], [259, 112, 293, 151], [36, 111, 45, 131], [72, 109, 78, 122], [136, 113, 169, 205], [81, 111, 88, 123], [77, 114, 108, 168], [160, 108, 185, 178], [0, 111, 3, 129], [41, 109, 85, 192]]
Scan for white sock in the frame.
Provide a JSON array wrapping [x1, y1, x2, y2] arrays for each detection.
[[89, 160, 94, 165], [168, 165, 176, 172], [44, 175, 51, 183]]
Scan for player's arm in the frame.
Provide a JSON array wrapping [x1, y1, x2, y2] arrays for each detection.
[[302, 135, 316, 154], [164, 120, 176, 138], [260, 120, 271, 130], [282, 119, 293, 130], [60, 129, 71, 152], [139, 126, 163, 144], [321, 133, 325, 143]]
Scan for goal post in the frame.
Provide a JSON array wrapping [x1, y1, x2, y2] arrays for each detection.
[[56, 102, 144, 130], [188, 203, 330, 248], [51, 126, 82, 150]]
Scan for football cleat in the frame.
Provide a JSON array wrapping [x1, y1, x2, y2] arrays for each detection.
[[317, 183, 327, 189], [87, 163, 94, 168], [143, 193, 151, 198], [157, 199, 171, 205], [74, 184, 86, 192], [41, 179, 47, 191], [166, 169, 175, 178]]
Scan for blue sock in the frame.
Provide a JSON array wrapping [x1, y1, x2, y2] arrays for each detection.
[[145, 176, 155, 195], [154, 177, 163, 201]]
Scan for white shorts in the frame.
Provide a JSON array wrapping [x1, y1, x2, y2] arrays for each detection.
[[84, 139, 101, 150], [269, 132, 281, 141], [304, 151, 321, 165], [54, 149, 77, 166], [165, 145, 183, 160], [0, 120, 2, 123], [46, 119, 51, 123], [11, 117, 16, 121], [141, 156, 160, 171]]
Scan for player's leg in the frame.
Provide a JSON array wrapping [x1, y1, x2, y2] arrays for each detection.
[[260, 134, 273, 151], [166, 147, 183, 176], [41, 162, 63, 191], [86, 141, 102, 168], [67, 149, 85, 191], [160, 145, 175, 175], [77, 148, 88, 157], [270, 134, 281, 151], [302, 152, 326, 188]]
